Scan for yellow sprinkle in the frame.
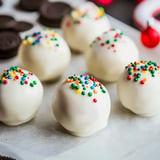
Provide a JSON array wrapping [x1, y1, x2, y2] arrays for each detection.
[[98, 7, 104, 17], [23, 40, 28, 45], [10, 71, 16, 77], [46, 41, 51, 45], [76, 89, 81, 94], [2, 77, 6, 80], [142, 71, 147, 74]]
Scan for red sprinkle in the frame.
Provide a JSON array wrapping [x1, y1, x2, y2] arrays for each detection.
[[15, 76, 19, 79], [127, 76, 131, 80], [3, 80, 8, 84], [98, 37, 102, 41], [111, 44, 115, 47], [134, 73, 137, 77], [24, 81, 28, 84], [140, 80, 145, 85], [101, 43, 105, 46], [93, 98, 97, 103]]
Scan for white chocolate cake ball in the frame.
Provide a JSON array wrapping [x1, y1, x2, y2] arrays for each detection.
[[85, 28, 139, 82], [18, 29, 71, 82], [53, 74, 111, 137], [0, 66, 43, 126], [118, 61, 160, 117], [61, 2, 111, 53]]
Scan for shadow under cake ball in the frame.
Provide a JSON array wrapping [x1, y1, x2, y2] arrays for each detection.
[[118, 61, 160, 117], [18, 29, 71, 82], [85, 28, 139, 82], [61, 2, 111, 53], [53, 74, 111, 137], [0, 66, 43, 126]]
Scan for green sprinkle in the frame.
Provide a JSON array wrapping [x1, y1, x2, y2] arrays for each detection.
[[134, 78, 138, 82], [75, 86, 80, 90], [32, 42, 36, 45], [120, 32, 123, 36], [0, 80, 3, 83], [114, 39, 118, 42], [88, 92, 92, 97], [25, 35, 29, 40], [3, 72, 8, 76], [106, 40, 110, 44], [81, 91, 85, 95], [102, 89, 106, 93], [56, 44, 59, 47], [71, 83, 76, 89], [129, 71, 132, 75], [20, 81, 24, 85], [33, 80, 37, 85], [23, 74, 27, 77], [83, 87, 86, 90], [30, 83, 34, 87]]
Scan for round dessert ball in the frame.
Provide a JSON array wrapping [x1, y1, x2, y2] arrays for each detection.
[[118, 61, 160, 117], [85, 28, 139, 82], [0, 66, 43, 126], [53, 74, 111, 137], [18, 29, 71, 82], [61, 2, 111, 53]]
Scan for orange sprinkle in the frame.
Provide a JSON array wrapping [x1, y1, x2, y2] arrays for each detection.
[[143, 78, 147, 82], [93, 90, 98, 94]]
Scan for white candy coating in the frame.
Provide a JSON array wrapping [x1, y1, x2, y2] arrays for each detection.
[[85, 28, 139, 82], [118, 61, 160, 117], [53, 74, 111, 137], [0, 67, 43, 126], [61, 2, 111, 53], [18, 29, 71, 82]]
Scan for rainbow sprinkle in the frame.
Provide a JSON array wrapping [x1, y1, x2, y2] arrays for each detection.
[[66, 4, 105, 27], [125, 61, 160, 85], [0, 66, 37, 87], [90, 28, 124, 53], [66, 74, 107, 103], [22, 29, 60, 48]]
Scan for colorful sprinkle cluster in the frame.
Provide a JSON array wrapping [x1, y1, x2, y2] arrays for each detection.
[[0, 66, 37, 87], [90, 28, 124, 53], [66, 5, 105, 27], [22, 29, 60, 48], [125, 61, 160, 85], [66, 74, 107, 103]]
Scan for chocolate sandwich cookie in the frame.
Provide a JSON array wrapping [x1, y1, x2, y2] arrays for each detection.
[[0, 15, 16, 30], [0, 155, 16, 160], [12, 21, 33, 32], [0, 0, 2, 6], [39, 2, 72, 28], [19, 0, 46, 11], [0, 31, 21, 59]]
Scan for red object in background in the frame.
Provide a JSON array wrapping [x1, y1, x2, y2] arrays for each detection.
[[141, 26, 160, 48], [136, 0, 146, 3], [93, 0, 114, 6]]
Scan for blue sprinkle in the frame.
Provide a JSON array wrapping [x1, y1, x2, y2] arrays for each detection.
[[85, 81, 89, 85], [128, 68, 132, 71], [8, 76, 12, 79], [141, 66, 144, 69], [93, 83, 97, 87], [85, 77, 89, 80], [80, 75, 83, 77], [21, 77, 25, 81], [90, 86, 94, 90]]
